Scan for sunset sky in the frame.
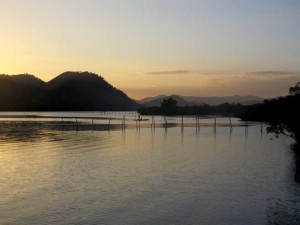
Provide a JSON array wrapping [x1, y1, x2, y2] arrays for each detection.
[[0, 0, 299, 99]]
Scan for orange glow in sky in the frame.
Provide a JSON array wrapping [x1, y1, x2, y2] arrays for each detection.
[[0, 0, 299, 99]]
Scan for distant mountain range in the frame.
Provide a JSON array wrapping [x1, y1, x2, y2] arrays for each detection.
[[0, 72, 139, 111], [139, 95, 264, 107], [0, 71, 265, 111]]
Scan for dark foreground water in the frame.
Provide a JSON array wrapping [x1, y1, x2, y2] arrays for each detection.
[[0, 115, 300, 225]]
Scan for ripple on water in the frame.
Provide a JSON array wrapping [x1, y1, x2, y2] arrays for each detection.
[[0, 119, 300, 225]]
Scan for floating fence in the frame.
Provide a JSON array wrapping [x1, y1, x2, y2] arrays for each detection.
[[0, 114, 260, 135]]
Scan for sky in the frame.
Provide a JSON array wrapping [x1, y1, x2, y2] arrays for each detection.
[[0, 0, 299, 99]]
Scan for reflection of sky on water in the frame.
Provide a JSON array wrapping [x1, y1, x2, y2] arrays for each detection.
[[0, 115, 299, 225]]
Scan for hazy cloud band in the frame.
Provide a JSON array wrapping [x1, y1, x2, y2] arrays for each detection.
[[244, 71, 299, 76], [146, 70, 192, 75]]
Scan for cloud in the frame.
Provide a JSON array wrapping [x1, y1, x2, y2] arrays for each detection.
[[145, 70, 212, 75], [244, 71, 299, 76], [146, 70, 193, 75], [145, 70, 300, 76], [146, 70, 192, 75]]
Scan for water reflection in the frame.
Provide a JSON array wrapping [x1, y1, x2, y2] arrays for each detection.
[[266, 197, 300, 225], [292, 142, 300, 183], [0, 120, 299, 225], [0, 122, 52, 142], [264, 125, 300, 224], [266, 123, 300, 184]]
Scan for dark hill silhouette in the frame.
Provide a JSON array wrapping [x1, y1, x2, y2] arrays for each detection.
[[0, 75, 48, 111], [139, 95, 168, 104], [139, 94, 264, 106], [11, 74, 46, 88], [142, 95, 190, 107], [0, 72, 140, 111]]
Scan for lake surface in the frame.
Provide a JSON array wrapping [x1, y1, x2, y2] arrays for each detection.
[[0, 112, 300, 225]]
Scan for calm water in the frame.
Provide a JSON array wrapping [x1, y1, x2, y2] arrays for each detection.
[[0, 113, 300, 225]]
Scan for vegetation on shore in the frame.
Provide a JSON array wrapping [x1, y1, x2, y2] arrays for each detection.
[[240, 82, 300, 141], [139, 83, 300, 143], [138, 98, 248, 117]]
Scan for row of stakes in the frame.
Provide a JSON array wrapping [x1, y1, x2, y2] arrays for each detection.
[[61, 115, 255, 134], [61, 116, 138, 130]]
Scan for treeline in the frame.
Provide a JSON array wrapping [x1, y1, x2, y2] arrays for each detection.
[[139, 83, 300, 142], [240, 94, 300, 140], [240, 83, 300, 141], [240, 95, 300, 123], [138, 102, 248, 117]]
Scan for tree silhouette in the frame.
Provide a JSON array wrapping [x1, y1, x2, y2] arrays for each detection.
[[289, 82, 300, 96], [161, 97, 177, 115]]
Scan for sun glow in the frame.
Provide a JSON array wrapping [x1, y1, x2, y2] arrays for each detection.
[[0, 0, 299, 99]]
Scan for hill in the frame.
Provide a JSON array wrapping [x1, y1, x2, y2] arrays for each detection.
[[0, 72, 140, 111], [0, 74, 49, 111], [139, 95, 167, 104], [139, 94, 264, 106], [141, 95, 191, 107]]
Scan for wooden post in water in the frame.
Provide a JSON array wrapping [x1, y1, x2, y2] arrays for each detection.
[[151, 115, 155, 130], [138, 114, 141, 129], [245, 121, 248, 135], [121, 117, 123, 130], [181, 115, 184, 128], [135, 117, 138, 129], [260, 122, 263, 134], [214, 116, 217, 133], [214, 116, 217, 135], [229, 117, 233, 131], [164, 116, 168, 129], [75, 117, 79, 130], [92, 119, 94, 130], [108, 117, 111, 130], [197, 117, 201, 133], [123, 116, 126, 130]]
